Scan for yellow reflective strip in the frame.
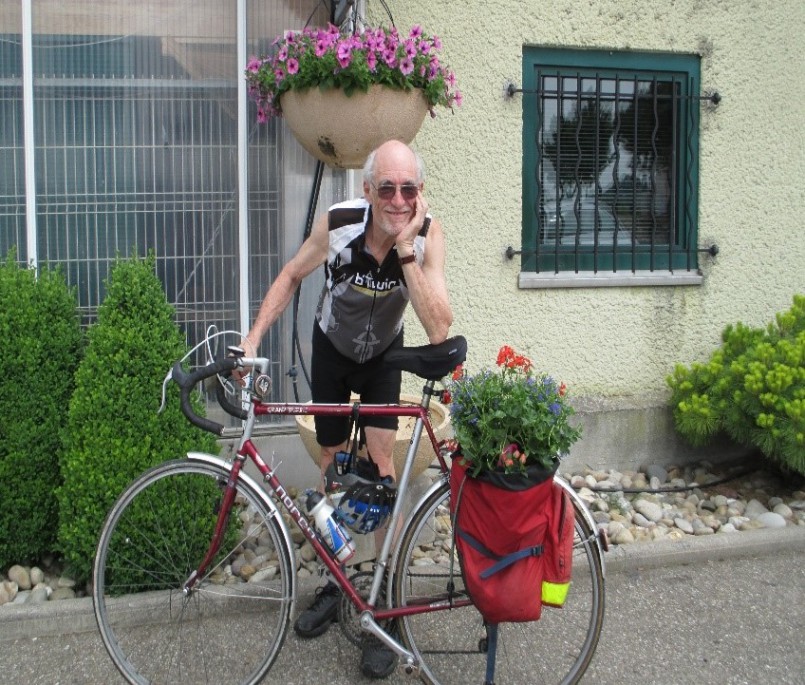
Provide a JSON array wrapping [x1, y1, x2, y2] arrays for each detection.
[[542, 581, 571, 607]]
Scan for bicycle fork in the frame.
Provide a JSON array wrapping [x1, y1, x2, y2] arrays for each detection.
[[182, 455, 247, 594]]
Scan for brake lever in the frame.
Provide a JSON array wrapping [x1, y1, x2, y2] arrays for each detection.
[[158, 366, 173, 414]]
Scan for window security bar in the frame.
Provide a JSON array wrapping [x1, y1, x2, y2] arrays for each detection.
[[505, 243, 719, 260], [503, 81, 721, 105]]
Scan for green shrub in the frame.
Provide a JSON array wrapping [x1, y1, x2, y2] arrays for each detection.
[[0, 251, 82, 569], [667, 294, 805, 475], [57, 254, 219, 582]]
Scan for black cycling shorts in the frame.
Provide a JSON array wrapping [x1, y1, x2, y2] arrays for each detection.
[[310, 323, 402, 447]]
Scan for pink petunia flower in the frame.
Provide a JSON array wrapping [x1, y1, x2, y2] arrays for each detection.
[[337, 41, 352, 68], [246, 56, 262, 73], [400, 57, 414, 75], [286, 58, 299, 75]]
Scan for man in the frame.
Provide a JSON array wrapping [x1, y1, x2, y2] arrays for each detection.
[[240, 140, 453, 678]]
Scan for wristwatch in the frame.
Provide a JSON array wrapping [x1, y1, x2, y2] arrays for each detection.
[[399, 253, 416, 265]]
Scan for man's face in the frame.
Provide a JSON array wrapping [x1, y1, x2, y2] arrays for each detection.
[[364, 150, 422, 238]]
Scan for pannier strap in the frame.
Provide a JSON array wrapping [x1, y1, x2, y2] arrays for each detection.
[[457, 528, 544, 579]]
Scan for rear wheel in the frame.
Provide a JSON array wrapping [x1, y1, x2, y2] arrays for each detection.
[[393, 479, 605, 684], [93, 459, 294, 685]]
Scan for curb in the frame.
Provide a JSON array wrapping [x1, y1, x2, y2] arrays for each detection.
[[603, 524, 805, 573], [2, 526, 803, 644]]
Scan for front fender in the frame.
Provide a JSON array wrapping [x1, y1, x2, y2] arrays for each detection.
[[187, 451, 297, 601]]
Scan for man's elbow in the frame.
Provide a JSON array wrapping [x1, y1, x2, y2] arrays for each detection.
[[427, 315, 453, 345]]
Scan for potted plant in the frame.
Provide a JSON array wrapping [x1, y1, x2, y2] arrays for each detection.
[[245, 23, 462, 168], [446, 345, 582, 486]]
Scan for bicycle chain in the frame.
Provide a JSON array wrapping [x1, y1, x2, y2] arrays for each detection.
[[337, 570, 392, 646]]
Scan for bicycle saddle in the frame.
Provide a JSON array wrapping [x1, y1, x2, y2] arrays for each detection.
[[383, 335, 467, 380]]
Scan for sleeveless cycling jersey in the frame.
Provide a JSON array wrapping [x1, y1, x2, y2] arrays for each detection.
[[315, 198, 430, 363]]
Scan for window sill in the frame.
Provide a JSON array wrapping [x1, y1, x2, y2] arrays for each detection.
[[518, 270, 703, 289]]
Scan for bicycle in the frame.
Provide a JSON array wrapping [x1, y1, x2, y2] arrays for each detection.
[[92, 334, 606, 684]]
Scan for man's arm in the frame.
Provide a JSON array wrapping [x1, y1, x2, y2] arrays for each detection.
[[399, 214, 453, 345], [241, 214, 329, 354]]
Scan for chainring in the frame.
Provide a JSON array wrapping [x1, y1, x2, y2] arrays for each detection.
[[337, 570, 392, 646]]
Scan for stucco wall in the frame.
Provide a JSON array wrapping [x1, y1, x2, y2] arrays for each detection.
[[369, 1, 804, 427]]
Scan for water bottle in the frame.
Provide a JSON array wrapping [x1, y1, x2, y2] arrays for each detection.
[[305, 490, 355, 563]]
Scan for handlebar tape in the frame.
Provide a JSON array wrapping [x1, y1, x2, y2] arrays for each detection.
[[171, 358, 245, 436]]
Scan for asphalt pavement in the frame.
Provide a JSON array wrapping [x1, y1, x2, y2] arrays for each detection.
[[1, 526, 803, 684]]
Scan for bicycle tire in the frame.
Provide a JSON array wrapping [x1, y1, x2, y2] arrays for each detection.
[[93, 459, 294, 685], [393, 479, 605, 685]]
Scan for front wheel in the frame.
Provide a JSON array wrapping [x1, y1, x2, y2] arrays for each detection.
[[393, 479, 605, 685], [93, 459, 294, 685]]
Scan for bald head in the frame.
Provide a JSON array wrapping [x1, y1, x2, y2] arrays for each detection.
[[363, 140, 425, 185]]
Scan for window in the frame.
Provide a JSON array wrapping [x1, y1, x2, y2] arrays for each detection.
[[1, 1, 340, 415], [520, 48, 703, 286]]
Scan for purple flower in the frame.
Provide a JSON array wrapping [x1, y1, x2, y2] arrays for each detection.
[[277, 46, 288, 62], [403, 39, 417, 59], [286, 58, 299, 75], [418, 40, 432, 54], [256, 107, 267, 124], [337, 40, 352, 68], [400, 56, 414, 75], [366, 51, 377, 71], [246, 56, 261, 73], [549, 403, 561, 416], [409, 25, 423, 39], [274, 68, 285, 85], [382, 49, 397, 68], [315, 39, 329, 57]]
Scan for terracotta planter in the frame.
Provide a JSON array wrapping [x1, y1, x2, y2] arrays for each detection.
[[280, 85, 429, 169], [295, 394, 451, 478]]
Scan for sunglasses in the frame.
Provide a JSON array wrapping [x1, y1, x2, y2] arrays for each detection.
[[371, 182, 419, 200]]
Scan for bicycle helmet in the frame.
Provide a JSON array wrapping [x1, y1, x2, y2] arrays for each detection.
[[336, 481, 397, 534]]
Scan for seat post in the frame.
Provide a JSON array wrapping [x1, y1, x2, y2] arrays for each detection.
[[419, 379, 438, 409]]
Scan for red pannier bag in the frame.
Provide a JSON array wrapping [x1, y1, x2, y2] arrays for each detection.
[[450, 458, 574, 624]]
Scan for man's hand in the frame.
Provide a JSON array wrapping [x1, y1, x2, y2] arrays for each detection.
[[231, 336, 258, 385], [396, 194, 429, 255]]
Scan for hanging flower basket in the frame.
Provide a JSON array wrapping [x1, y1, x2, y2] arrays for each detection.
[[280, 85, 428, 168], [245, 23, 461, 168]]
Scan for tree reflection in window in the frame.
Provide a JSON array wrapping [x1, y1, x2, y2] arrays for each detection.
[[539, 76, 678, 247]]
